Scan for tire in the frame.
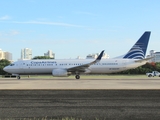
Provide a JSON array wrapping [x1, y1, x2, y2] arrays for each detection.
[[75, 75, 80, 79]]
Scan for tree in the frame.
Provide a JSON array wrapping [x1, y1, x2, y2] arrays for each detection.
[[32, 56, 54, 59], [0, 59, 11, 75], [155, 62, 160, 72]]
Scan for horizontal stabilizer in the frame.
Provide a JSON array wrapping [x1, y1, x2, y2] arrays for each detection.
[[135, 57, 154, 63]]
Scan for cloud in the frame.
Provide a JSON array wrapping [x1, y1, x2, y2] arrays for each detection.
[[12, 21, 86, 28], [0, 15, 11, 20], [0, 30, 20, 36], [74, 11, 97, 16], [9, 30, 20, 36]]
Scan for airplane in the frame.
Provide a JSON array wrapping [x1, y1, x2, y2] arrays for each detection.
[[3, 31, 151, 79]]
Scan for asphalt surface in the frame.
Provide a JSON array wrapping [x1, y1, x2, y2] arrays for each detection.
[[0, 90, 160, 120], [1, 78, 160, 89]]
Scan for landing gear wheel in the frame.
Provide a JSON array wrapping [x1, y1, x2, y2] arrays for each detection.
[[75, 75, 80, 79], [17, 76, 21, 79]]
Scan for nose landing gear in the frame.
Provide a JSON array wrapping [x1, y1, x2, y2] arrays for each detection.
[[17, 76, 21, 79]]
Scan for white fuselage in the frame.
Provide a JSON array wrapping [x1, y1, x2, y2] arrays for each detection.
[[4, 58, 146, 75]]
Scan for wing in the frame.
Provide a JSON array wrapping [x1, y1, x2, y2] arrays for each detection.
[[67, 50, 105, 73]]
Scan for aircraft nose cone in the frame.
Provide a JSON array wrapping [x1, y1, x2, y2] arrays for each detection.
[[3, 67, 8, 72]]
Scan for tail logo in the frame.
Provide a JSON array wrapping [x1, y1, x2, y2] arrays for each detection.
[[123, 31, 151, 59], [123, 44, 145, 59]]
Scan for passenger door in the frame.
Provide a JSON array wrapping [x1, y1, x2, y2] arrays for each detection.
[[19, 61, 25, 73]]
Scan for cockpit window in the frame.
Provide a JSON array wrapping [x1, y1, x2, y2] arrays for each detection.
[[10, 64, 15, 66]]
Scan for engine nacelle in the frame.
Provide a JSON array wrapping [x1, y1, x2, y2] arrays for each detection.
[[52, 69, 69, 77], [84, 68, 91, 74]]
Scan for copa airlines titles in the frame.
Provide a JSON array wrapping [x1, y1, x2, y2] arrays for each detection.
[[31, 61, 57, 64]]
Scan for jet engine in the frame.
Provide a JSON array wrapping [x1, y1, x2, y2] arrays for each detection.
[[52, 69, 69, 77]]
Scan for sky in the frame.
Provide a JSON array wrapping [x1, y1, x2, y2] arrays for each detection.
[[0, 0, 160, 61]]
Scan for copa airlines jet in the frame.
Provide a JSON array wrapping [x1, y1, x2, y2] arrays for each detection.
[[3, 31, 151, 79]]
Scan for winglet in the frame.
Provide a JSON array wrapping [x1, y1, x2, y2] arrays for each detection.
[[96, 50, 105, 61], [88, 50, 105, 66], [67, 50, 105, 72]]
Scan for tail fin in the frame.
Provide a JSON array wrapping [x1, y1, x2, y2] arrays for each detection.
[[123, 31, 151, 59]]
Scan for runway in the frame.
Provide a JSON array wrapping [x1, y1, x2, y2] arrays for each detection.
[[0, 77, 160, 119], [0, 77, 160, 89]]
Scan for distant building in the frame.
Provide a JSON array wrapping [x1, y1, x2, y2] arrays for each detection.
[[44, 50, 55, 59], [4, 51, 12, 61], [86, 53, 109, 59], [21, 48, 32, 60], [0, 49, 12, 61], [147, 50, 160, 62], [0, 49, 5, 59]]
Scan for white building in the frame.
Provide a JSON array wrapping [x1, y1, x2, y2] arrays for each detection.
[[44, 50, 55, 59], [21, 48, 32, 60], [4, 51, 12, 61], [0, 49, 5, 59], [0, 49, 12, 61], [86, 53, 109, 59], [147, 50, 160, 62]]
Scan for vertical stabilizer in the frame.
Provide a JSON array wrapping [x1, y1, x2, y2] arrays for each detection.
[[123, 31, 151, 59]]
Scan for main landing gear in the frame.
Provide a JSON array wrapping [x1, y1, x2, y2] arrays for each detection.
[[17, 76, 21, 79], [75, 75, 80, 79]]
